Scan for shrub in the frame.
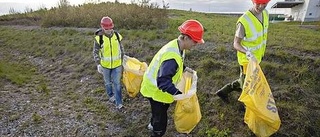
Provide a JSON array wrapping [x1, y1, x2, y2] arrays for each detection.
[[41, 2, 168, 30]]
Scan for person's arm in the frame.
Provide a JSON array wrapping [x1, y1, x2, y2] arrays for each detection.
[[93, 29, 104, 65], [234, 37, 246, 54], [93, 39, 101, 65], [119, 38, 124, 61], [114, 31, 125, 61], [157, 59, 182, 95], [233, 23, 248, 54]]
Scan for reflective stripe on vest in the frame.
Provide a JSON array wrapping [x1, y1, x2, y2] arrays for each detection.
[[101, 56, 121, 62], [146, 47, 181, 85], [140, 39, 184, 104], [237, 10, 269, 66], [95, 34, 122, 69]]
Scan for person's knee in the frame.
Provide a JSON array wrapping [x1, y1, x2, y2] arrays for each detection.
[[105, 82, 112, 86]]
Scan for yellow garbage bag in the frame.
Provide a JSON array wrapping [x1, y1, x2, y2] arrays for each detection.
[[173, 70, 201, 134], [122, 55, 148, 97], [238, 58, 281, 137]]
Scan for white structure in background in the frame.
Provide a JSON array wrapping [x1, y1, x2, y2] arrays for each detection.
[[271, 0, 320, 21]]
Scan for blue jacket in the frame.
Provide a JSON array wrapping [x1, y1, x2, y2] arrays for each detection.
[[157, 59, 184, 95]]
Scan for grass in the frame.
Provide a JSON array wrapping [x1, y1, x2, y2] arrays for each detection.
[[0, 57, 36, 86], [32, 112, 43, 124], [205, 127, 231, 137], [0, 1, 320, 136], [268, 24, 320, 53]]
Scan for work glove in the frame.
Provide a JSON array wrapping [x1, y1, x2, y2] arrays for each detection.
[[173, 89, 195, 100], [97, 65, 103, 74], [184, 67, 194, 74], [246, 51, 254, 60]]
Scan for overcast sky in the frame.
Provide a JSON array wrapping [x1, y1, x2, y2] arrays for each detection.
[[0, 0, 286, 15]]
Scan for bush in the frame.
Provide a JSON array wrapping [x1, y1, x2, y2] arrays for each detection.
[[41, 2, 168, 30]]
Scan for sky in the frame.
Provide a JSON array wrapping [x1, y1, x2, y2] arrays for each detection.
[[0, 0, 287, 15]]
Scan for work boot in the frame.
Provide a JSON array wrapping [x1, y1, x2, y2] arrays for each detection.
[[108, 96, 115, 103], [215, 84, 232, 103], [231, 80, 242, 92], [116, 104, 126, 113], [147, 123, 153, 130]]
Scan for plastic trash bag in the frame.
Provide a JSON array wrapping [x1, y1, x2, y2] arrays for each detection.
[[238, 58, 281, 137], [174, 70, 201, 134], [122, 55, 148, 97]]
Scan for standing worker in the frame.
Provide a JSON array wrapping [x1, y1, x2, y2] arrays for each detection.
[[93, 16, 125, 109], [140, 20, 205, 137], [215, 0, 270, 102]]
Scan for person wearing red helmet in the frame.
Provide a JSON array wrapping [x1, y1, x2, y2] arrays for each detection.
[[215, 0, 270, 102], [140, 19, 204, 137], [93, 16, 125, 110]]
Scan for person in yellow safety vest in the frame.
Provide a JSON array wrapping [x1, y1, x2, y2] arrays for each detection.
[[215, 0, 270, 102], [140, 20, 205, 137], [93, 16, 125, 110]]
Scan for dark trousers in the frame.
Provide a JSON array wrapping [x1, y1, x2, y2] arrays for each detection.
[[226, 65, 246, 91], [148, 98, 170, 137]]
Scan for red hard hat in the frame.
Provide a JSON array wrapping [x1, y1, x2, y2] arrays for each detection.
[[178, 20, 204, 44], [253, 0, 270, 4], [100, 16, 114, 29]]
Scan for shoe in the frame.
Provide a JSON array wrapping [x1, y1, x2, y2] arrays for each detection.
[[215, 84, 232, 103], [216, 90, 228, 99], [116, 104, 123, 109], [147, 123, 153, 130], [231, 80, 242, 92], [216, 91, 230, 103], [109, 96, 115, 103], [116, 104, 125, 113]]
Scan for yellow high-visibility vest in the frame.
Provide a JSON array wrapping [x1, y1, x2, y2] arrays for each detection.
[[140, 39, 184, 104], [237, 10, 269, 66], [95, 33, 122, 69]]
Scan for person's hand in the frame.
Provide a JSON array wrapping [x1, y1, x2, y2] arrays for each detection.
[[184, 67, 193, 74], [97, 65, 103, 74], [246, 51, 254, 60]]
